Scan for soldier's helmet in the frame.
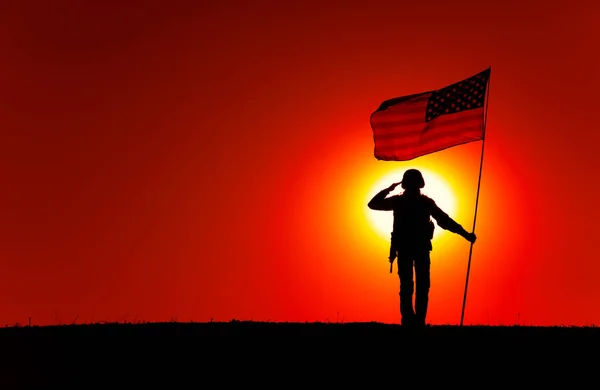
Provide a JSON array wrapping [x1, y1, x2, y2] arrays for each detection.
[[400, 169, 425, 190]]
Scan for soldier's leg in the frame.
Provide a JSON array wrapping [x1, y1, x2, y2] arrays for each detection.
[[414, 251, 431, 326], [397, 254, 415, 325]]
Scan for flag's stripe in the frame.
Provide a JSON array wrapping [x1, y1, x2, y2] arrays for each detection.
[[371, 110, 428, 127], [374, 136, 481, 161], [375, 90, 432, 111], [375, 124, 483, 153], [372, 109, 484, 139], [371, 93, 431, 120], [372, 106, 484, 142], [374, 124, 483, 152]]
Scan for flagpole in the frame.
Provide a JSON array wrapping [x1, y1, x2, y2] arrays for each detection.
[[460, 68, 491, 326]]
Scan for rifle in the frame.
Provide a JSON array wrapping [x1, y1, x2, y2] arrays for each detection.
[[389, 232, 396, 274]]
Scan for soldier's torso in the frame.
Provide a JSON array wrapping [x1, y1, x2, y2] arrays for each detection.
[[391, 194, 434, 250]]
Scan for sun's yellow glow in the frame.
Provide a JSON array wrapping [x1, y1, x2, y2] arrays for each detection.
[[365, 167, 456, 242]]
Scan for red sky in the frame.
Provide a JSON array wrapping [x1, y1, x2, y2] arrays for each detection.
[[1, 0, 599, 326]]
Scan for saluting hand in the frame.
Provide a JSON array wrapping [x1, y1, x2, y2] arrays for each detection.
[[387, 182, 401, 192]]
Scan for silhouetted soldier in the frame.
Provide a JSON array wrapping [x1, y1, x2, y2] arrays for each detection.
[[368, 169, 476, 327]]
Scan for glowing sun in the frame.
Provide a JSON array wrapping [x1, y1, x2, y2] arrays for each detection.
[[365, 168, 456, 241]]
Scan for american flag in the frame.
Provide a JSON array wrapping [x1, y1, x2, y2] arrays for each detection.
[[370, 68, 490, 161]]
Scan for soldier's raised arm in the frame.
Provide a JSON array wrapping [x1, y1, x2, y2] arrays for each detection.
[[367, 182, 401, 211]]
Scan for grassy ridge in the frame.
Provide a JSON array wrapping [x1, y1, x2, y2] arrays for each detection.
[[1, 321, 598, 387]]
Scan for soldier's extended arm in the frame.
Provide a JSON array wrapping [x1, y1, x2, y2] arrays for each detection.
[[367, 183, 400, 211], [430, 201, 475, 242]]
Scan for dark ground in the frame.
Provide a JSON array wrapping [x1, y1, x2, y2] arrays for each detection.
[[1, 321, 598, 388]]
